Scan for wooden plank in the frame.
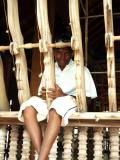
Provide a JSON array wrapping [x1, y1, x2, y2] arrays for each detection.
[[0, 112, 120, 127]]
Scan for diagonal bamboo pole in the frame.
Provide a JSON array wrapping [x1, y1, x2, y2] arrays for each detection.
[[37, 0, 55, 107], [103, 0, 117, 111], [7, 0, 30, 104], [69, 0, 87, 111]]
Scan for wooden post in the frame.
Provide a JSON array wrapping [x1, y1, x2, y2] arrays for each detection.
[[69, 0, 87, 111], [37, 0, 55, 107], [7, 1, 31, 159], [7, 0, 30, 104], [103, 0, 117, 111], [0, 57, 9, 111]]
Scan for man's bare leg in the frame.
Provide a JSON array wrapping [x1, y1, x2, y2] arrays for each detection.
[[23, 107, 43, 154], [39, 108, 62, 160]]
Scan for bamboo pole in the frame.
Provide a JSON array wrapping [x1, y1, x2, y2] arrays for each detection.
[[0, 50, 9, 160], [69, 0, 87, 111], [0, 57, 9, 111], [0, 42, 71, 52], [103, 0, 117, 111], [7, 1, 31, 160], [37, 0, 55, 107], [7, 0, 30, 104]]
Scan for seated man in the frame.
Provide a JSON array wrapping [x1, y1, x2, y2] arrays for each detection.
[[18, 39, 97, 160]]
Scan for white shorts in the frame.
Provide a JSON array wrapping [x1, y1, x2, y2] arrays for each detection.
[[18, 96, 77, 126]]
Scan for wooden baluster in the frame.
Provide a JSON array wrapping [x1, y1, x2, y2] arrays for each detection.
[[8, 125, 19, 159], [0, 125, 7, 159], [93, 128, 103, 160], [21, 129, 31, 160], [109, 128, 119, 160], [63, 127, 73, 159], [49, 137, 58, 160], [78, 127, 87, 160]]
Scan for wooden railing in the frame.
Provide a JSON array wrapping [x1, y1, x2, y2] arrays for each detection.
[[0, 111, 120, 160]]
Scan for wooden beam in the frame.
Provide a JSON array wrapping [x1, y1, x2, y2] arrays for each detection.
[[1, 111, 120, 128]]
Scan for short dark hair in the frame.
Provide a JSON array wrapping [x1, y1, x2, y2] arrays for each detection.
[[54, 33, 71, 43]]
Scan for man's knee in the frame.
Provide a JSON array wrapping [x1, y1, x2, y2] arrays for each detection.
[[23, 106, 37, 120], [49, 108, 61, 119]]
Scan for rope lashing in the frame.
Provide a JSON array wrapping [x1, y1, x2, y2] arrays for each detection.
[[38, 39, 48, 53]]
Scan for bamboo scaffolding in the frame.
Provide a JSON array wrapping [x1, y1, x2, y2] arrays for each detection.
[[7, 0, 30, 104], [103, 0, 117, 111], [0, 36, 119, 53], [0, 42, 71, 52], [0, 57, 9, 111], [7, 1, 31, 159], [37, 0, 55, 107], [69, 0, 87, 111]]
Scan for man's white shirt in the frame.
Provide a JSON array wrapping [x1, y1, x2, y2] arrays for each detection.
[[38, 60, 97, 99]]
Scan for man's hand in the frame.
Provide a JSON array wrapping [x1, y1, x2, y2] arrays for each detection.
[[48, 84, 66, 99], [41, 85, 66, 100], [41, 87, 47, 100]]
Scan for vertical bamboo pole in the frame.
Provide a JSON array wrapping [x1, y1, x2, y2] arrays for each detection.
[[69, 0, 87, 111], [37, 0, 56, 159], [0, 57, 9, 159], [7, 1, 31, 159], [85, 0, 88, 67], [0, 57, 9, 111], [7, 0, 30, 104], [37, 0, 55, 107], [103, 0, 117, 111]]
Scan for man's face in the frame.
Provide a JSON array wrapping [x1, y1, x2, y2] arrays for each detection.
[[54, 47, 73, 70]]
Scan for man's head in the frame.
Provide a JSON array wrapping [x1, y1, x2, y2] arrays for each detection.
[[53, 47, 73, 70], [53, 33, 73, 70]]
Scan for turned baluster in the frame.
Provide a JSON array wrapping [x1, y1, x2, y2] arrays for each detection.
[[63, 127, 73, 159], [93, 128, 103, 160], [78, 127, 87, 160], [0, 125, 7, 159], [21, 128, 31, 159], [8, 125, 19, 159], [109, 128, 119, 160]]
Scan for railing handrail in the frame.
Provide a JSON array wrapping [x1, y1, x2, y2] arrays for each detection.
[[0, 111, 120, 127]]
